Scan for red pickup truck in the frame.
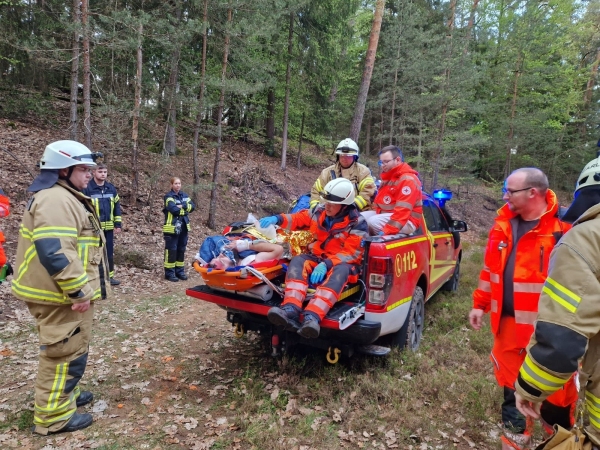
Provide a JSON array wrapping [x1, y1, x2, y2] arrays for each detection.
[[186, 190, 467, 362]]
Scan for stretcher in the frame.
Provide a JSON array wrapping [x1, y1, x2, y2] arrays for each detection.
[[192, 259, 286, 298]]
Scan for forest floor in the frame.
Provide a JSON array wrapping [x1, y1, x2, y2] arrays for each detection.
[[0, 99, 543, 450]]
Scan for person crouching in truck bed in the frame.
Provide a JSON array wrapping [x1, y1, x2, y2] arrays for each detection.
[[258, 178, 368, 339]]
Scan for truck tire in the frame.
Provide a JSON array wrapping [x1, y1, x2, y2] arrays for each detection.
[[390, 286, 424, 351], [441, 259, 460, 292]]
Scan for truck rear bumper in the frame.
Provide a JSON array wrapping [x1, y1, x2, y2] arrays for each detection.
[[186, 285, 382, 346]]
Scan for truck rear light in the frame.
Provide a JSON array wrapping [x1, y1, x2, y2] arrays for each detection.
[[369, 256, 391, 275], [369, 273, 385, 288], [367, 256, 393, 309], [368, 290, 386, 305]]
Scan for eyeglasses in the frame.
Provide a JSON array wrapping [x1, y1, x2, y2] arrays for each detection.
[[378, 158, 396, 167], [502, 186, 533, 196]]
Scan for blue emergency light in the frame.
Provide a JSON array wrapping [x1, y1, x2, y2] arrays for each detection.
[[433, 189, 453, 207]]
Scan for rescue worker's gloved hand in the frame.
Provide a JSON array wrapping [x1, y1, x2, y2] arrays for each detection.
[[310, 262, 327, 284], [259, 216, 278, 229]]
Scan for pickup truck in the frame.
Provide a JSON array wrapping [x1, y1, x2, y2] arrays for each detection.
[[186, 190, 467, 362]]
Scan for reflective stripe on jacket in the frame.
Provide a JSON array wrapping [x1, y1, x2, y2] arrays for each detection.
[[515, 203, 600, 445], [310, 162, 375, 211], [83, 179, 121, 231], [163, 190, 195, 234], [277, 205, 368, 270], [373, 162, 423, 235], [473, 189, 571, 347], [11, 181, 106, 305]]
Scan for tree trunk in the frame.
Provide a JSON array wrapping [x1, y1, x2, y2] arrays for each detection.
[[191, 0, 209, 205], [417, 112, 423, 172], [265, 87, 275, 156], [296, 110, 305, 169], [349, 0, 385, 142], [389, 38, 401, 145], [82, 0, 92, 149], [504, 56, 522, 179], [432, 0, 457, 190], [207, 5, 232, 230], [132, 21, 143, 203], [69, 0, 80, 141], [581, 47, 600, 135], [281, 12, 294, 171], [365, 114, 371, 156], [463, 0, 480, 55], [163, 3, 182, 156]]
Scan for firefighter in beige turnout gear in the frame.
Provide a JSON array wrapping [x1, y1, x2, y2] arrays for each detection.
[[515, 156, 600, 448], [12, 140, 108, 435], [310, 138, 376, 211]]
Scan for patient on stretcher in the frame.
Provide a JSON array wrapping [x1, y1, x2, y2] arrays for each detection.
[[195, 235, 283, 270]]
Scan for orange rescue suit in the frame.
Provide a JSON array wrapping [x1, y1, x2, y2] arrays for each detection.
[[473, 189, 571, 348], [0, 191, 9, 267], [372, 162, 423, 235]]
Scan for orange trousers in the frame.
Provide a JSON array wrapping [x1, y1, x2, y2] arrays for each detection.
[[491, 316, 577, 433]]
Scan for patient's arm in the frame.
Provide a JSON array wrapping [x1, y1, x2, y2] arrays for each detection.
[[252, 242, 284, 262]]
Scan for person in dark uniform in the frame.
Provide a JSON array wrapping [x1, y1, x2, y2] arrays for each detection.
[[84, 163, 122, 285], [163, 177, 195, 282]]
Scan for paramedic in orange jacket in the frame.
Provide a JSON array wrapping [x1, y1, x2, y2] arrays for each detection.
[[361, 145, 423, 235], [259, 178, 368, 339], [0, 187, 11, 281], [469, 167, 577, 449]]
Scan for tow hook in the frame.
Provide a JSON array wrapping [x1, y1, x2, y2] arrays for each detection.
[[326, 347, 341, 364], [233, 323, 245, 338]]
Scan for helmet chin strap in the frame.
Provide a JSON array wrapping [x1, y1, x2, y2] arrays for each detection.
[[59, 166, 82, 191]]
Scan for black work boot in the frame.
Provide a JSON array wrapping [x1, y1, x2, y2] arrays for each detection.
[[110, 278, 121, 286], [176, 273, 188, 281], [32, 413, 93, 435], [165, 271, 179, 282], [298, 312, 321, 339], [267, 304, 301, 329], [76, 391, 93, 407]]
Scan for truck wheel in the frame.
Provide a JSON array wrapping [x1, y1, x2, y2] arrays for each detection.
[[390, 286, 424, 351], [441, 260, 460, 292]]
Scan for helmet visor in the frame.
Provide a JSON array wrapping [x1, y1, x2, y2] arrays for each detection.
[[66, 151, 103, 165], [320, 191, 347, 203], [336, 147, 355, 154]]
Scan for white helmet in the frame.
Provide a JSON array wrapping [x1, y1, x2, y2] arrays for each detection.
[[320, 178, 355, 205], [575, 157, 600, 192], [335, 138, 359, 157], [40, 140, 99, 170]]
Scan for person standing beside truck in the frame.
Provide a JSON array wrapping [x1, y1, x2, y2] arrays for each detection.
[[310, 138, 376, 212], [83, 163, 122, 286], [469, 167, 578, 449], [514, 157, 600, 450], [163, 177, 195, 282], [12, 140, 108, 435], [259, 178, 369, 339], [361, 145, 422, 235]]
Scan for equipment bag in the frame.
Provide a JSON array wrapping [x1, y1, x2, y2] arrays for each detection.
[[289, 192, 311, 213]]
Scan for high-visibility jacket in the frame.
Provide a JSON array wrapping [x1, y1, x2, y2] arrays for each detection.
[[276, 205, 368, 270], [310, 162, 376, 211], [372, 162, 423, 235], [83, 179, 121, 231], [12, 180, 107, 305], [163, 190, 195, 234], [0, 188, 9, 267], [515, 202, 600, 446], [473, 189, 571, 348]]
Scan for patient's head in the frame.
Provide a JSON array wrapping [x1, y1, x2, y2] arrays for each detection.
[[208, 253, 234, 270]]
